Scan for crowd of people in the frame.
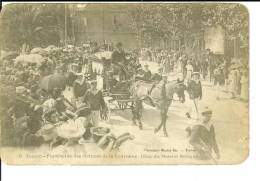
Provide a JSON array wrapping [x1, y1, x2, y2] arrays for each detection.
[[138, 47, 248, 101], [0, 42, 136, 150], [0, 40, 248, 161]]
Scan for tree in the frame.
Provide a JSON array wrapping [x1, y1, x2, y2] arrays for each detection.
[[125, 3, 248, 51], [0, 4, 73, 51], [201, 3, 249, 43]]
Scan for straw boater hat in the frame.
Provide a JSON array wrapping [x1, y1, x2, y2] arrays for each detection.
[[201, 107, 213, 115], [15, 86, 27, 94]]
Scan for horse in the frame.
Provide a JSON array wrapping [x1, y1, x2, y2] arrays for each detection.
[[130, 78, 186, 136]]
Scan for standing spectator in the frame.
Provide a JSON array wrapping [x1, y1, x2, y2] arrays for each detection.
[[181, 55, 188, 80], [208, 52, 215, 82], [162, 55, 171, 75], [193, 59, 201, 73], [185, 60, 194, 82], [186, 72, 202, 120], [213, 66, 225, 89], [83, 80, 106, 127], [240, 69, 249, 102], [186, 107, 220, 161], [228, 63, 240, 98], [201, 59, 209, 80], [170, 54, 175, 73]]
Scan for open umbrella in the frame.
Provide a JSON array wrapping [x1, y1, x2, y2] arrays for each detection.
[[14, 54, 45, 65], [38, 73, 67, 92]]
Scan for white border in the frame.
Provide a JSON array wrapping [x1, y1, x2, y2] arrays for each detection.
[[1, 2, 260, 181]]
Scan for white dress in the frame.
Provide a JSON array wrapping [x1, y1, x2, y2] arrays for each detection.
[[186, 64, 193, 81], [240, 75, 249, 100]]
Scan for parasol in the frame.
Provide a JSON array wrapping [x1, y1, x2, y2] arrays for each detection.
[[38, 73, 67, 92], [14, 54, 45, 65]]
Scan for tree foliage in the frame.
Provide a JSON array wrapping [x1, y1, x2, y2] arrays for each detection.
[[125, 3, 249, 47], [0, 4, 73, 50]]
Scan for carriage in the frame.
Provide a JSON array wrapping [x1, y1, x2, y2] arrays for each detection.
[[85, 51, 135, 119]]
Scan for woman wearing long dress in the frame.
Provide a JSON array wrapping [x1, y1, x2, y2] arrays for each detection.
[[162, 56, 171, 75], [240, 70, 249, 101], [185, 60, 194, 83], [228, 65, 240, 98]]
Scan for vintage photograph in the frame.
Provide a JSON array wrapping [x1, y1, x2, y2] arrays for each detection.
[[0, 3, 249, 165]]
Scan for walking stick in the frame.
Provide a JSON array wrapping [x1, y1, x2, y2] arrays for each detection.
[[192, 99, 199, 115]]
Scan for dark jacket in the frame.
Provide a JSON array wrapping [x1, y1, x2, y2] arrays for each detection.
[[72, 81, 90, 98], [151, 73, 162, 82], [112, 50, 126, 64], [83, 90, 106, 111], [189, 124, 219, 160], [143, 70, 152, 81], [187, 80, 202, 99]]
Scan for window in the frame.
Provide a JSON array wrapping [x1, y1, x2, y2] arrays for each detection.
[[113, 15, 117, 25], [83, 17, 88, 28]]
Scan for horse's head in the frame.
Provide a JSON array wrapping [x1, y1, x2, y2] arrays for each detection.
[[170, 81, 186, 103]]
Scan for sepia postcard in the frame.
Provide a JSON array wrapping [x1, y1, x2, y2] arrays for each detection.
[[0, 3, 249, 165]]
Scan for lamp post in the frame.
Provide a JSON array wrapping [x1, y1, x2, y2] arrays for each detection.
[[64, 4, 67, 47]]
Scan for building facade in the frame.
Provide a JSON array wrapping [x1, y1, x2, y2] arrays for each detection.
[[72, 4, 138, 50]]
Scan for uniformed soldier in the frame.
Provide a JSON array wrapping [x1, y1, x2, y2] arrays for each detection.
[[186, 72, 202, 119], [186, 107, 220, 161]]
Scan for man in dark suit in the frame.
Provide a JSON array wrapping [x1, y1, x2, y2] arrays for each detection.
[[111, 42, 127, 81], [112, 42, 125, 64], [186, 72, 202, 119]]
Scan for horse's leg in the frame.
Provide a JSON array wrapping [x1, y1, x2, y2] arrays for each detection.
[[131, 101, 137, 126], [136, 100, 143, 130], [162, 109, 169, 137], [154, 110, 164, 134]]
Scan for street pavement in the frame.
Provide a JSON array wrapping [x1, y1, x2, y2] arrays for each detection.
[[100, 61, 249, 164], [52, 61, 248, 164]]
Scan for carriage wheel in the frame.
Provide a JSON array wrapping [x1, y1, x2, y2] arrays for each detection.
[[118, 101, 128, 110], [101, 102, 111, 122]]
